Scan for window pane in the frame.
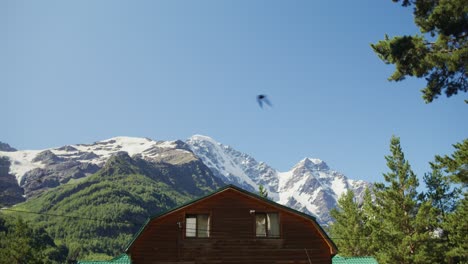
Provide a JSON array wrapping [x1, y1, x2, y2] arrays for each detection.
[[186, 216, 196, 237], [267, 213, 280, 237], [256, 214, 267, 237], [197, 215, 210, 238]]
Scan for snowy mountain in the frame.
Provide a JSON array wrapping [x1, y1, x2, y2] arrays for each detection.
[[186, 135, 371, 224], [0, 137, 197, 199], [186, 135, 279, 196], [277, 158, 369, 223], [0, 135, 371, 224]]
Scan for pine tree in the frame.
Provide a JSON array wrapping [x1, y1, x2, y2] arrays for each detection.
[[258, 185, 268, 199], [373, 136, 421, 263], [432, 139, 468, 263], [423, 166, 460, 223], [411, 199, 441, 264], [443, 195, 468, 263], [433, 139, 468, 186], [413, 166, 461, 263], [371, 0, 468, 103], [361, 187, 380, 256], [329, 190, 373, 256], [328, 137, 466, 263]]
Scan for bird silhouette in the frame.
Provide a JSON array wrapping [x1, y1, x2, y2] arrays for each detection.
[[257, 94, 272, 108]]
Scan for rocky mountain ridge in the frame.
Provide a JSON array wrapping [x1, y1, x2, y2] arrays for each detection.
[[0, 141, 16, 152], [186, 135, 370, 223], [0, 136, 371, 224]]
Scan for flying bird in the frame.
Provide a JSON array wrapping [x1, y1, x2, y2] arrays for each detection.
[[257, 94, 272, 108]]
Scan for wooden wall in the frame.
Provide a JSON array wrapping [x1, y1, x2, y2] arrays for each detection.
[[128, 188, 333, 264]]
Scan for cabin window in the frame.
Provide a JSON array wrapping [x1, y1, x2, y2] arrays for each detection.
[[185, 214, 210, 238], [255, 213, 280, 238]]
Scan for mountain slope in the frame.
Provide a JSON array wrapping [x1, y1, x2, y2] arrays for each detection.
[[277, 158, 369, 223], [186, 135, 278, 193], [186, 135, 370, 224], [7, 152, 223, 260], [0, 141, 16, 152], [0, 156, 25, 206], [1, 135, 371, 225], [0, 137, 202, 199]]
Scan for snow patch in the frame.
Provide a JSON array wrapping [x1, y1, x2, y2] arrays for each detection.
[[189, 135, 219, 145], [191, 136, 258, 188], [0, 150, 44, 183], [331, 177, 347, 199]]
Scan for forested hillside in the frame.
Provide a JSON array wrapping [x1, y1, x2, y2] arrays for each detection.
[[1, 152, 223, 262]]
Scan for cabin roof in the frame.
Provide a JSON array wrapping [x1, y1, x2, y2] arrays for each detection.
[[77, 254, 130, 264], [125, 184, 338, 254], [332, 255, 379, 264]]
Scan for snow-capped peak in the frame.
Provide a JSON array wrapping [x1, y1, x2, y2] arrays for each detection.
[[293, 158, 329, 171], [185, 142, 371, 224], [186, 135, 264, 190], [1, 135, 372, 225], [82, 136, 157, 156], [300, 157, 324, 165], [188, 134, 219, 144], [71, 136, 185, 158], [1, 136, 191, 184]]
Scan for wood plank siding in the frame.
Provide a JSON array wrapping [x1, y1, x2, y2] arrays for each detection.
[[127, 186, 336, 264]]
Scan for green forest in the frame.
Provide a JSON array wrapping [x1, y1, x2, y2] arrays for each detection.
[[0, 153, 221, 262]]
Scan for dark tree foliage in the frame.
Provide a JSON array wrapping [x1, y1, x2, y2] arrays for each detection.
[[0, 215, 68, 264], [443, 195, 468, 263], [423, 166, 460, 216], [431, 139, 468, 263], [324, 137, 467, 263], [258, 185, 269, 198], [371, 136, 423, 263], [417, 166, 462, 263], [432, 139, 468, 185], [329, 190, 373, 257], [372, 0, 468, 103]]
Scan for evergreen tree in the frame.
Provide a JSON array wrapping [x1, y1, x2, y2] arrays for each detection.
[[327, 137, 466, 263], [443, 195, 468, 263], [413, 166, 461, 263], [432, 139, 468, 263], [423, 166, 460, 220], [329, 190, 373, 256], [372, 136, 422, 263], [0, 215, 68, 264], [360, 187, 381, 256], [258, 185, 269, 198], [432, 139, 468, 185], [371, 0, 467, 103], [411, 199, 441, 264]]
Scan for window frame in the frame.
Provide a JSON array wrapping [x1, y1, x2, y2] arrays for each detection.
[[184, 213, 211, 239], [254, 212, 281, 238]]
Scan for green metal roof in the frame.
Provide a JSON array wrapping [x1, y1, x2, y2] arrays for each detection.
[[125, 184, 338, 253], [77, 254, 130, 264], [333, 255, 379, 264]]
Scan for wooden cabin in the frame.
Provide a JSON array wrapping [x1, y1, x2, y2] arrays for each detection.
[[125, 185, 337, 264]]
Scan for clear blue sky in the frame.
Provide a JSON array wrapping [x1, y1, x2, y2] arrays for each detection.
[[2, 0, 467, 184]]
